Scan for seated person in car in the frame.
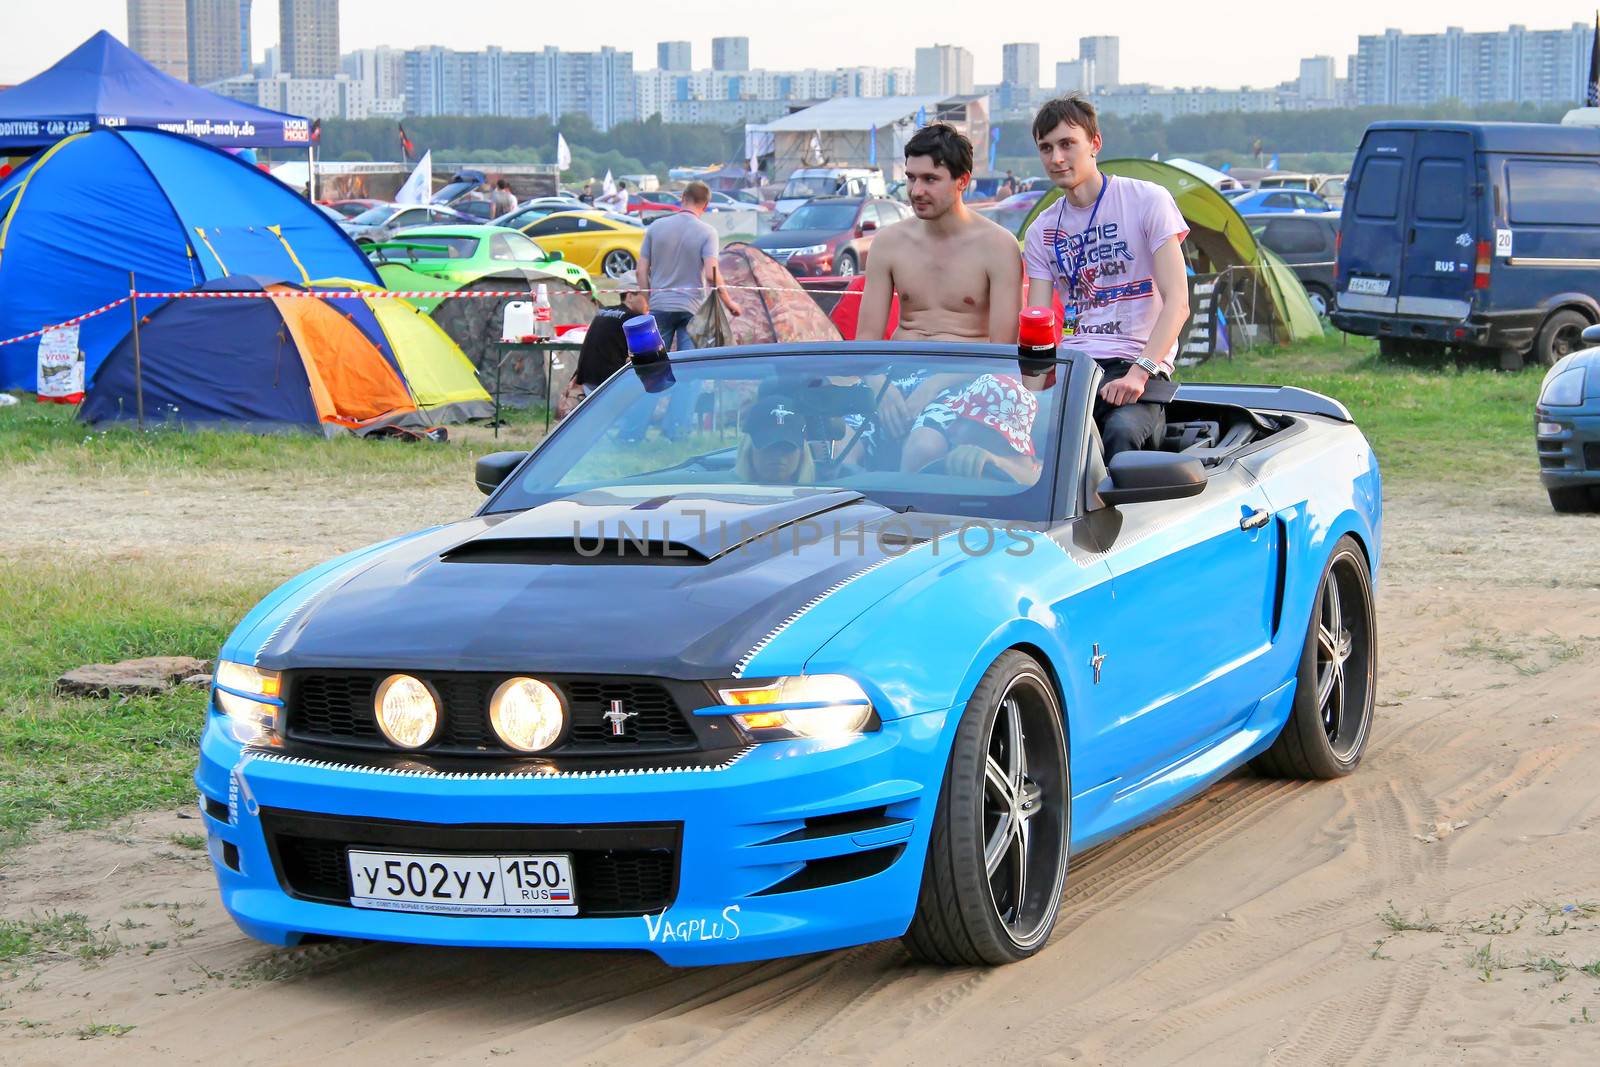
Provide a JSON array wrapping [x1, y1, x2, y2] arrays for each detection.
[[899, 373, 1042, 484], [736, 394, 816, 484]]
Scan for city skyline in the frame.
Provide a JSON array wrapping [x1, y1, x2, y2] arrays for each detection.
[[6, 1, 1596, 89]]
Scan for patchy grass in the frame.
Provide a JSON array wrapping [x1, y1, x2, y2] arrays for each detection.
[[0, 559, 268, 853], [1186, 334, 1544, 485], [0, 912, 120, 965], [74, 1022, 135, 1040]]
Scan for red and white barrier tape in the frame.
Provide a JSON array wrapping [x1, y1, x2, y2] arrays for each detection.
[[0, 282, 824, 350]]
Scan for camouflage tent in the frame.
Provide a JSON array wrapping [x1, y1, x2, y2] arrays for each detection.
[[689, 243, 842, 348], [431, 275, 598, 407]]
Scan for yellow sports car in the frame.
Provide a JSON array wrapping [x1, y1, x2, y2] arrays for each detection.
[[516, 210, 646, 281]]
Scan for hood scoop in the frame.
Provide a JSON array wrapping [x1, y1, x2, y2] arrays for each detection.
[[441, 536, 709, 566]]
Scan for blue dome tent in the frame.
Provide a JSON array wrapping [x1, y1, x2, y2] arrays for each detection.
[[0, 127, 379, 391]]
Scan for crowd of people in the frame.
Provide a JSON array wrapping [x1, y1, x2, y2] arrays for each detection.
[[573, 92, 1190, 479]]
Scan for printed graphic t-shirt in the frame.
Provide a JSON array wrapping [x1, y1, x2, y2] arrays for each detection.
[[1023, 176, 1189, 370]]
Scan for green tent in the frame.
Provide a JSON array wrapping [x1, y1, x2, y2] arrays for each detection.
[[1020, 159, 1322, 344]]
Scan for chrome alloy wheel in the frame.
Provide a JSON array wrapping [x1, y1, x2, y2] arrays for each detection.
[[981, 674, 1068, 947], [1317, 551, 1373, 761]]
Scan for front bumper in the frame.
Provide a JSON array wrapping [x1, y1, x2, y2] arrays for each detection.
[[196, 708, 950, 965], [1535, 407, 1600, 489]]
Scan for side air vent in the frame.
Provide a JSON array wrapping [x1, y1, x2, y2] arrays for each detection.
[[440, 537, 710, 566], [753, 845, 904, 895], [761, 806, 905, 845]]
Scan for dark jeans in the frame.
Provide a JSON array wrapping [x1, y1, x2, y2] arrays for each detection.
[[1093, 360, 1168, 459]]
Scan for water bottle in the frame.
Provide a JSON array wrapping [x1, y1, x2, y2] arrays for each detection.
[[533, 283, 554, 340]]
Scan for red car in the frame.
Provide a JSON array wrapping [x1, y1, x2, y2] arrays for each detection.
[[626, 190, 687, 222], [749, 196, 911, 278]]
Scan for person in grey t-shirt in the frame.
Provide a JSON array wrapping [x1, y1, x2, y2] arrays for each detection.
[[625, 181, 740, 440]]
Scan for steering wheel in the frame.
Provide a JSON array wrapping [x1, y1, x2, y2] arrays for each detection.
[[915, 454, 1024, 484]]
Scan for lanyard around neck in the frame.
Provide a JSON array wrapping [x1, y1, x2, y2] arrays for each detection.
[[1051, 174, 1110, 300]]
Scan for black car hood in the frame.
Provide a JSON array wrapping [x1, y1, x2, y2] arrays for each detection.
[[253, 488, 932, 679], [751, 229, 837, 249]]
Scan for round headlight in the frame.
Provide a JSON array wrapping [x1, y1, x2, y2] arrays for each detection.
[[489, 677, 565, 753], [373, 674, 439, 749]]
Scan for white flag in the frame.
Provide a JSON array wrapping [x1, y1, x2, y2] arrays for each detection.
[[395, 149, 432, 205], [556, 133, 572, 171], [602, 169, 617, 197]]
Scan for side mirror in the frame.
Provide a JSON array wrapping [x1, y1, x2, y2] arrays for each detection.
[[859, 219, 878, 233], [475, 451, 529, 495], [545, 249, 563, 261], [1098, 451, 1207, 506], [1582, 323, 1600, 347]]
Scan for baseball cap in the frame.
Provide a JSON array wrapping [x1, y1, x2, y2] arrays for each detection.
[[612, 270, 639, 291], [743, 395, 806, 449]]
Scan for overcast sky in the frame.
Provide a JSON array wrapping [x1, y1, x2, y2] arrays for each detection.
[[4, 1, 1594, 89]]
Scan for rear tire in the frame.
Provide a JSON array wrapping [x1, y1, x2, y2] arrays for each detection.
[[1534, 309, 1588, 369], [1252, 535, 1376, 779], [1304, 284, 1332, 318], [1548, 486, 1598, 513], [904, 652, 1070, 966]]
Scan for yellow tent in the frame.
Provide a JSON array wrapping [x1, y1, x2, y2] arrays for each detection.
[[312, 278, 493, 423]]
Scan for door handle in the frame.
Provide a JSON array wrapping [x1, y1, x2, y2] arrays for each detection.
[[1239, 508, 1270, 531]]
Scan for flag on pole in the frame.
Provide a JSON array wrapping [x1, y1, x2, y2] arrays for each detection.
[[1268, 153, 1280, 171], [310, 119, 322, 145], [597, 169, 626, 212], [869, 125, 877, 166], [556, 133, 572, 171], [1587, 11, 1599, 106], [988, 127, 1000, 172], [395, 150, 432, 205], [398, 123, 414, 158], [915, 105, 927, 128]]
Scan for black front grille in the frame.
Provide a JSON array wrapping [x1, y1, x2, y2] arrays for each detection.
[[285, 672, 699, 755], [1585, 442, 1600, 470], [265, 810, 680, 918]]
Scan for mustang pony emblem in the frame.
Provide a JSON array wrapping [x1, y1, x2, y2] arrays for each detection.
[[603, 699, 637, 736]]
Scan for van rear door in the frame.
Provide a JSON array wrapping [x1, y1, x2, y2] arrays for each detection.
[[1339, 129, 1413, 313], [1397, 130, 1477, 321]]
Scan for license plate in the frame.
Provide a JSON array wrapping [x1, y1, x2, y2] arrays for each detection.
[[1346, 276, 1390, 296], [346, 850, 577, 917]]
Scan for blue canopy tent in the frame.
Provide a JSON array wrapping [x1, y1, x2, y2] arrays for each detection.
[[0, 127, 379, 391], [0, 31, 312, 150]]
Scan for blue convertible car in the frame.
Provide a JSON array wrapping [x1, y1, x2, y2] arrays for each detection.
[[199, 341, 1381, 966]]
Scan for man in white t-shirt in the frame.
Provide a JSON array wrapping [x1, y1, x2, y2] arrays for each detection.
[[1023, 95, 1190, 458]]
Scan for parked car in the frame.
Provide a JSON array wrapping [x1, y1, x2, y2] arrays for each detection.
[[493, 197, 593, 230], [366, 224, 592, 297], [322, 198, 384, 219], [626, 190, 687, 222], [517, 209, 647, 279], [963, 175, 1010, 204], [197, 341, 1380, 967], [774, 168, 887, 218], [451, 198, 499, 222], [1244, 212, 1341, 316], [1227, 189, 1332, 215], [979, 191, 1049, 237], [1257, 173, 1348, 207], [340, 203, 477, 246], [750, 196, 910, 277], [1331, 121, 1600, 367], [1533, 323, 1600, 512]]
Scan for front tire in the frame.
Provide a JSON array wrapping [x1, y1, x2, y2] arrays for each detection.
[[835, 251, 859, 277], [1252, 535, 1376, 779], [904, 651, 1070, 966], [1548, 486, 1598, 513]]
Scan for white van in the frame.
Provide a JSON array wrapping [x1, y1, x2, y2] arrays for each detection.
[[775, 168, 887, 219]]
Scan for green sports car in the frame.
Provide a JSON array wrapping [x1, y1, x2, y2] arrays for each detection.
[[369, 224, 593, 312]]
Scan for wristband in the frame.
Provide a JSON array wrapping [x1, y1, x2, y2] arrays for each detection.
[[1133, 357, 1162, 377]]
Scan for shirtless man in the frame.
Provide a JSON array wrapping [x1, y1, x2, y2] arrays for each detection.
[[852, 123, 1022, 460]]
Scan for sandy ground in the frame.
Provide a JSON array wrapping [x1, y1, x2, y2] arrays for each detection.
[[2, 470, 1599, 1065]]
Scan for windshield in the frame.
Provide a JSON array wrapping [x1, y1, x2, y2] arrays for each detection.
[[781, 203, 858, 232], [487, 352, 1067, 521], [350, 205, 396, 224], [781, 177, 834, 200], [380, 236, 479, 259]]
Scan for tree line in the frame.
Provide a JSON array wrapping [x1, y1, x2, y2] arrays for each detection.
[[314, 99, 1574, 179]]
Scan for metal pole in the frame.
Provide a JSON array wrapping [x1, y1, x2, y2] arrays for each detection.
[[494, 345, 503, 440], [544, 346, 552, 436], [307, 145, 316, 201], [129, 271, 145, 432]]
